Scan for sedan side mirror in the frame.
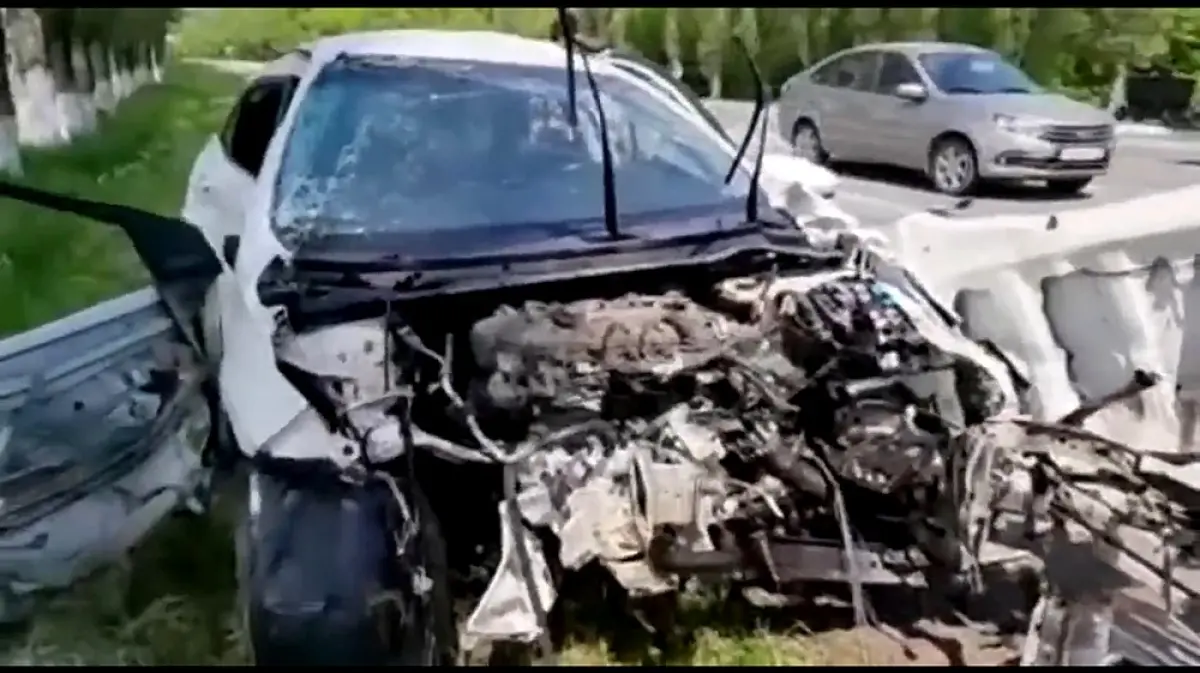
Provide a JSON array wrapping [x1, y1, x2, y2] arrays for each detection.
[[894, 82, 928, 102]]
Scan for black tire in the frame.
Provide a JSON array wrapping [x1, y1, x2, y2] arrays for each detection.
[[928, 136, 980, 196], [1046, 177, 1092, 195], [238, 472, 455, 666], [790, 119, 829, 165]]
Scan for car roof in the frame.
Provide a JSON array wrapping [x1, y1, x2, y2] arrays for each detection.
[[258, 30, 615, 80], [837, 41, 990, 59]]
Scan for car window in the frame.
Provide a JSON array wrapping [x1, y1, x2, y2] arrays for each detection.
[[917, 50, 1041, 95], [220, 77, 298, 176], [875, 52, 922, 92], [811, 52, 878, 91], [271, 57, 752, 246]]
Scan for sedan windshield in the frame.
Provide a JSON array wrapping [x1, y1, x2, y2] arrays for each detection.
[[271, 56, 749, 245], [917, 51, 1041, 95]]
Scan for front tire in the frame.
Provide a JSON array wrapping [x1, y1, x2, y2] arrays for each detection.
[[929, 136, 979, 196], [238, 471, 455, 666], [790, 119, 829, 165], [1046, 177, 1092, 195]]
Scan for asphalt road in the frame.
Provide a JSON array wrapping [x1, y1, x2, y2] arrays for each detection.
[[705, 99, 1200, 227]]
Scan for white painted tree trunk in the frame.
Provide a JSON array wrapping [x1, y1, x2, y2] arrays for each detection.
[[88, 42, 113, 112], [118, 51, 136, 96], [67, 42, 95, 134], [4, 8, 67, 147], [107, 48, 127, 102], [0, 12, 23, 176], [46, 34, 85, 141], [0, 115, 23, 176], [133, 45, 150, 87], [1107, 63, 1128, 117], [150, 46, 162, 83]]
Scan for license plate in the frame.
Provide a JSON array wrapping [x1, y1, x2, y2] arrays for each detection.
[[1059, 146, 1105, 162]]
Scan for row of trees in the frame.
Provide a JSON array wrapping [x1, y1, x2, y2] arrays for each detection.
[[177, 8, 1200, 103], [0, 9, 178, 175]]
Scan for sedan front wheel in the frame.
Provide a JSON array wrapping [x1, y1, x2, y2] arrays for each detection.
[[929, 137, 979, 196]]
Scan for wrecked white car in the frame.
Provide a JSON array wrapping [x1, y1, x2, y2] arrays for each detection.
[[2, 24, 1200, 667]]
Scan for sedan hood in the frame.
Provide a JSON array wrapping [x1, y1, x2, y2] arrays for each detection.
[[973, 93, 1114, 125]]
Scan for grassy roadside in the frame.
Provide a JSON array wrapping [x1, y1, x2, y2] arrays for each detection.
[[0, 63, 243, 337]]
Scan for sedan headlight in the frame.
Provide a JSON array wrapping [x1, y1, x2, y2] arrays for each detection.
[[993, 113, 1047, 135]]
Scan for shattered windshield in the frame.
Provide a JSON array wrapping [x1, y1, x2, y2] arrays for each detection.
[[271, 56, 750, 245]]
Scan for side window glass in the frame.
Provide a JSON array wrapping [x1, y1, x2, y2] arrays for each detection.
[[876, 53, 922, 93], [812, 53, 877, 91], [811, 56, 846, 86], [219, 77, 298, 177]]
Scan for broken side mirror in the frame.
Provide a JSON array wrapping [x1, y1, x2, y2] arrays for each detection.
[[222, 235, 241, 267]]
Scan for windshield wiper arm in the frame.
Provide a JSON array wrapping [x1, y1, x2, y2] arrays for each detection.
[[723, 36, 768, 224], [557, 8, 623, 241]]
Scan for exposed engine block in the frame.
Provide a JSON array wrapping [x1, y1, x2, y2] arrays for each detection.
[[456, 274, 995, 647]]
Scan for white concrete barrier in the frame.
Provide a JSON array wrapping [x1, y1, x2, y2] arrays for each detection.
[[878, 185, 1200, 453]]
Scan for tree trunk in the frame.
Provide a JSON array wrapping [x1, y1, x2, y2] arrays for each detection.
[[113, 45, 135, 98], [0, 16, 22, 175], [43, 10, 91, 140], [68, 39, 96, 134], [107, 46, 127, 102], [149, 43, 162, 83], [1106, 62, 1127, 116], [134, 42, 151, 85], [4, 8, 65, 147], [88, 41, 113, 112]]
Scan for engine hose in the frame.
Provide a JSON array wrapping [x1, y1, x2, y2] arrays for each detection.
[[502, 463, 557, 664]]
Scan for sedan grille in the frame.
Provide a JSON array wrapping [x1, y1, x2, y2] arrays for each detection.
[[1040, 124, 1114, 144]]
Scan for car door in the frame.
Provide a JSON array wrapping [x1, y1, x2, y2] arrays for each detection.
[[183, 75, 298, 254], [868, 51, 934, 170], [804, 51, 881, 161], [0, 74, 310, 623], [184, 74, 299, 365], [0, 286, 214, 620]]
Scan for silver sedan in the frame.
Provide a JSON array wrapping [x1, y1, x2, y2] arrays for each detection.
[[776, 41, 1118, 196]]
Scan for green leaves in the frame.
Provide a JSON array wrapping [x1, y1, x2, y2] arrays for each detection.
[[175, 8, 1200, 105]]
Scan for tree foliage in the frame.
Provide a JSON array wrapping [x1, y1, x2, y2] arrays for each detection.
[[176, 8, 1200, 102]]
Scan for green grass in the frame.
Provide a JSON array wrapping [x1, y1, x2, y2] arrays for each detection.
[[0, 63, 242, 337], [0, 61, 879, 667]]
